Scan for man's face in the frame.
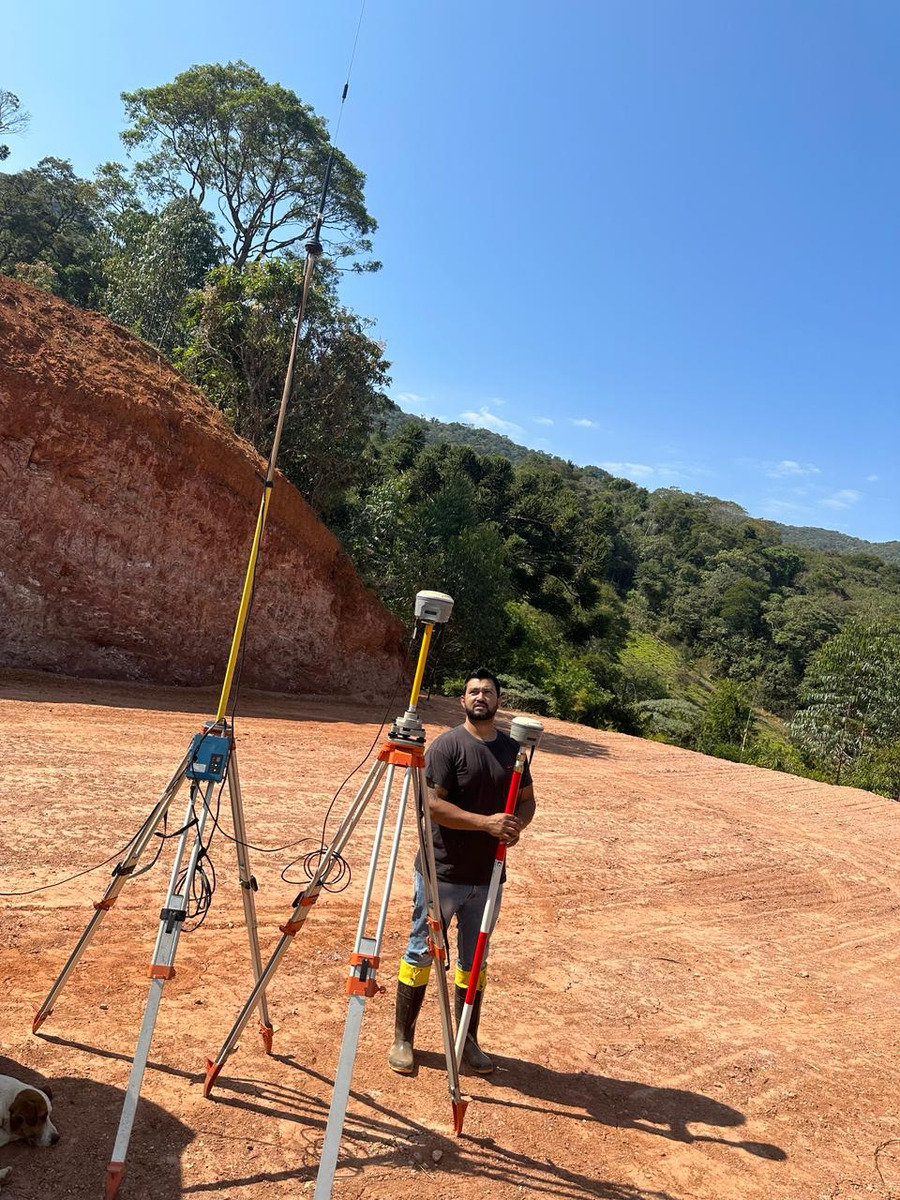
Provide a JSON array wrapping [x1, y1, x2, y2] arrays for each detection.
[[461, 677, 500, 723]]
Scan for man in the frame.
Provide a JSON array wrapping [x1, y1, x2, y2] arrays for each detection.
[[388, 668, 535, 1075]]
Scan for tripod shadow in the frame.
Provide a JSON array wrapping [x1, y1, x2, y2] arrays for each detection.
[[189, 1052, 680, 1199], [0, 1056, 191, 1200], [450, 1053, 786, 1161], [35, 1034, 204, 1086]]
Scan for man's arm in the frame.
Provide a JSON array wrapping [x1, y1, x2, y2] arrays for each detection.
[[516, 784, 536, 829], [428, 783, 535, 846]]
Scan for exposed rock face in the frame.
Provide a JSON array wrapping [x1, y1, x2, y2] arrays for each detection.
[[0, 277, 406, 697]]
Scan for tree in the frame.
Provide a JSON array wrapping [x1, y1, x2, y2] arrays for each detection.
[[177, 258, 390, 516], [120, 62, 377, 269], [790, 620, 900, 782], [695, 680, 755, 758], [103, 196, 220, 352], [0, 90, 29, 161], [0, 157, 102, 304]]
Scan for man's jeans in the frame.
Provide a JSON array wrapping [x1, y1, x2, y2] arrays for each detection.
[[402, 870, 502, 976]]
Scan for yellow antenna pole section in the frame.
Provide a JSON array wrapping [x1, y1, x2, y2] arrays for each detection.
[[407, 623, 434, 712], [214, 489, 272, 722]]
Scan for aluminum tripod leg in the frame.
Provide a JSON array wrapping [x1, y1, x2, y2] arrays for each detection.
[[314, 764, 409, 1199], [105, 777, 216, 1200], [225, 747, 273, 1049], [314, 761, 466, 1200], [454, 852, 503, 1058], [411, 765, 467, 1131], [204, 756, 390, 1096], [32, 752, 191, 1034]]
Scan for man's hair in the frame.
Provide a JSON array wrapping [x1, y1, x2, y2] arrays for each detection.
[[463, 668, 501, 696]]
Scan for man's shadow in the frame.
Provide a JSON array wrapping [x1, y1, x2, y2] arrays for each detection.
[[439, 1053, 787, 1162], [0, 1057, 191, 1200]]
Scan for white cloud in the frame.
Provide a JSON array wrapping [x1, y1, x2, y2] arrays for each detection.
[[759, 498, 812, 517], [867, 474, 880, 482], [393, 391, 426, 408], [766, 460, 820, 478], [820, 489, 861, 510], [534, 417, 554, 426], [571, 418, 597, 428], [599, 461, 656, 479], [459, 406, 524, 436]]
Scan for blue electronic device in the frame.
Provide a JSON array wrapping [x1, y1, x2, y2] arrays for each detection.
[[185, 732, 232, 782]]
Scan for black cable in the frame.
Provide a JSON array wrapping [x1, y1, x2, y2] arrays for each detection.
[[0, 811, 173, 898], [0, 835, 154, 898]]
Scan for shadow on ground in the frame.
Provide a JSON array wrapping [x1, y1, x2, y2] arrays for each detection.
[[0, 1055, 191, 1200]]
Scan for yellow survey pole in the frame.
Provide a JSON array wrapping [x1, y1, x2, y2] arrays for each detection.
[[407, 623, 434, 712]]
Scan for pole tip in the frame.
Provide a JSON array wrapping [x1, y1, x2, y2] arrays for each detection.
[[259, 1022, 274, 1054], [452, 1099, 469, 1136], [105, 1161, 125, 1200], [203, 1059, 223, 1099], [32, 1008, 51, 1035]]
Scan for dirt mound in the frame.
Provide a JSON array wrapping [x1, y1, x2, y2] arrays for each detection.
[[0, 277, 404, 696], [2, 672, 899, 1199]]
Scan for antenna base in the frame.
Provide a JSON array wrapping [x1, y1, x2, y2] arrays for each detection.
[[388, 709, 426, 746]]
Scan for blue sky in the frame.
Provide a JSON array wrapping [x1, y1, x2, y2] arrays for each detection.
[[3, 1, 898, 540]]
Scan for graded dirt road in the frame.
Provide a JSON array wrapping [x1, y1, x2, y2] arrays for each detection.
[[1, 669, 899, 1199]]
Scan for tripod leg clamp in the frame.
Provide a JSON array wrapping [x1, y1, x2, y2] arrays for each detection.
[[426, 918, 446, 963], [345, 952, 385, 998], [281, 895, 318, 936]]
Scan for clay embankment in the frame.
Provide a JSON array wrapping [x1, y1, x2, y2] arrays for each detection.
[[0, 277, 404, 696]]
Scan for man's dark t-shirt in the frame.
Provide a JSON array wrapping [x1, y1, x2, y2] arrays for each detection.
[[421, 725, 533, 886]]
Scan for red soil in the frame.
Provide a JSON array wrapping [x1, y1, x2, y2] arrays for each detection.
[[2, 669, 899, 1199]]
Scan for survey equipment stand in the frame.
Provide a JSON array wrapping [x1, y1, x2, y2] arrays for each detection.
[[32, 719, 270, 1200], [200, 592, 467, 1196]]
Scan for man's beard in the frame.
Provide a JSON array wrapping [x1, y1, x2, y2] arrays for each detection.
[[464, 701, 497, 723]]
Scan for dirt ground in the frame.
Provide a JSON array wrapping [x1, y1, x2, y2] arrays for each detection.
[[1, 669, 899, 1200]]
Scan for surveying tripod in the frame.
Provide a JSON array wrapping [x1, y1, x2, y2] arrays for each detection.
[[27, 80, 362, 1199], [202, 591, 469, 1195], [32, 707, 270, 1199]]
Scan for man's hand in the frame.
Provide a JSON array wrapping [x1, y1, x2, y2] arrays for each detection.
[[481, 812, 523, 845]]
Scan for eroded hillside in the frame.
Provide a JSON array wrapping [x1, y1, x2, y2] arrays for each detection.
[[0, 277, 404, 696]]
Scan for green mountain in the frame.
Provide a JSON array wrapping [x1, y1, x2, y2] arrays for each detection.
[[770, 524, 900, 564], [381, 401, 899, 564]]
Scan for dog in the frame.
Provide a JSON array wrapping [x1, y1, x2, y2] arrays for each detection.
[[0, 1075, 59, 1185]]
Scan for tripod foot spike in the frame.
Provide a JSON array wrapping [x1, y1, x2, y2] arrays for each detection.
[[32, 1008, 52, 1035], [259, 1021, 274, 1054], [452, 1099, 469, 1136], [203, 1059, 223, 1099], [105, 1161, 125, 1200]]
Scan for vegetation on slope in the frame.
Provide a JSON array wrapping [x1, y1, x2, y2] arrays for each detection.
[[3, 65, 900, 798]]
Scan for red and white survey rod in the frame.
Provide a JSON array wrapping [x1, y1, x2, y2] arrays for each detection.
[[454, 715, 543, 1059]]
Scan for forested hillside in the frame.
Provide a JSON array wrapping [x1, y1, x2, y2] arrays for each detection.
[[383, 402, 900, 565], [3, 67, 899, 799]]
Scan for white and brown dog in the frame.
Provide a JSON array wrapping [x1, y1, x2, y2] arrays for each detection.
[[0, 1075, 59, 1185]]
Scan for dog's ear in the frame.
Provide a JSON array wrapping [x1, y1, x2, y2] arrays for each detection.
[[9, 1089, 49, 1136], [42, 1086, 52, 1102]]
